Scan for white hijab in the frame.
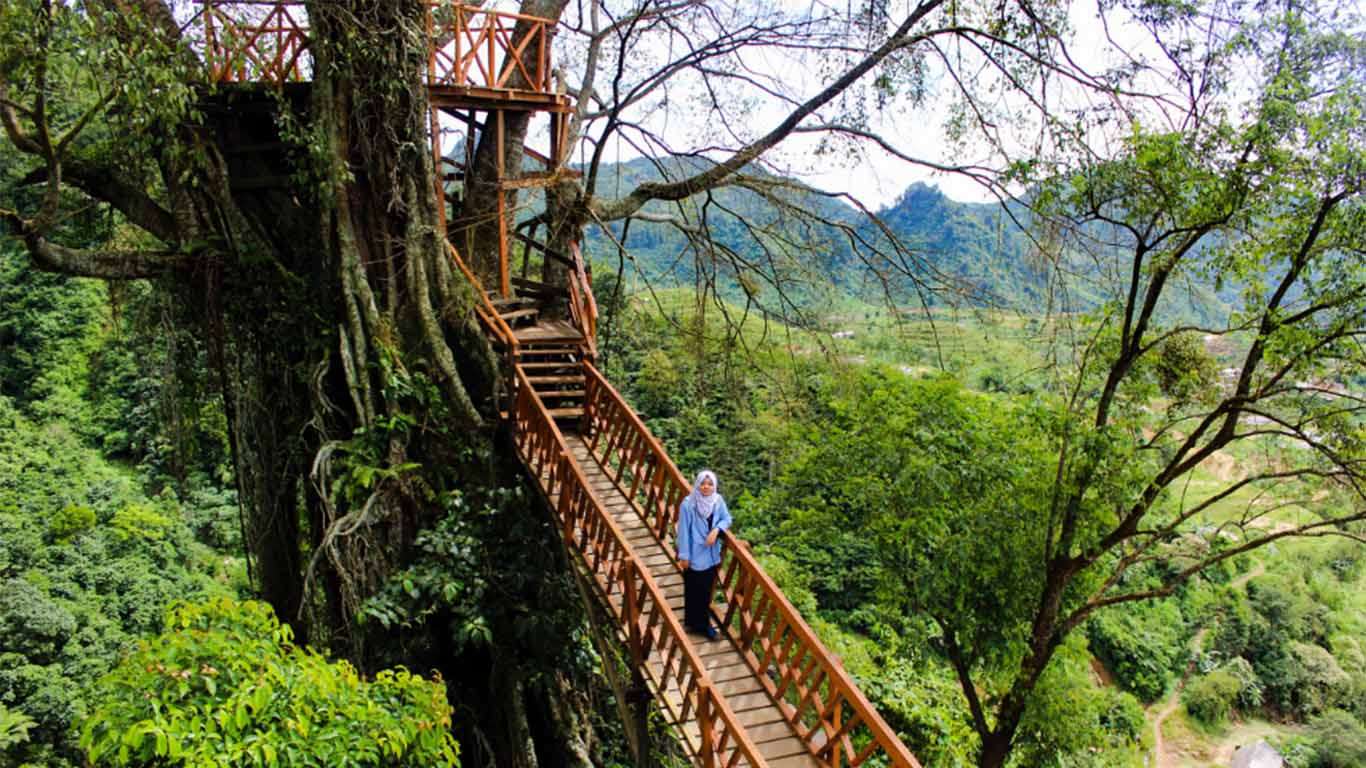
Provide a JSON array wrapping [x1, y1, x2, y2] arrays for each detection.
[[689, 469, 721, 521]]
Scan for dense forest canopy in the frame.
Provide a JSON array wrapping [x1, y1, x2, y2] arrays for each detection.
[[1, 0, 1363, 767]]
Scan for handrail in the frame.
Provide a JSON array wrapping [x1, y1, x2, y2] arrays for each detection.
[[201, 2, 310, 84], [510, 367, 767, 768], [446, 242, 519, 356], [194, 3, 558, 100], [569, 241, 599, 355], [580, 362, 921, 768], [426, 3, 554, 93], [508, 225, 598, 360]]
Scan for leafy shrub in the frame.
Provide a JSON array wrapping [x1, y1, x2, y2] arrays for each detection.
[[1183, 669, 1242, 726], [107, 502, 172, 542], [0, 704, 35, 750], [48, 504, 96, 543], [1015, 636, 1147, 765], [1307, 709, 1366, 768], [1258, 642, 1351, 720], [81, 599, 459, 767], [1223, 656, 1264, 710], [1088, 601, 1187, 702]]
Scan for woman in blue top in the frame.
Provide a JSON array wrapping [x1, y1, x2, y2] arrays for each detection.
[[676, 469, 732, 640]]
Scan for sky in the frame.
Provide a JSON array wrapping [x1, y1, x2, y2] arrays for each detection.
[[543, 0, 1175, 209], [180, 0, 1196, 209]]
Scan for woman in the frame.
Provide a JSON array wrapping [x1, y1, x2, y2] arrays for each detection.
[[676, 469, 732, 640]]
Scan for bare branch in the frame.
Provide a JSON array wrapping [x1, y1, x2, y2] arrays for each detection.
[[589, 0, 948, 221]]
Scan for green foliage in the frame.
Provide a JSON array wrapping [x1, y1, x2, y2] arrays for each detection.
[[0, 704, 36, 750], [1014, 636, 1146, 765], [0, 256, 241, 767], [108, 502, 173, 543], [1150, 331, 1219, 406], [867, 660, 981, 768], [1183, 669, 1242, 726], [47, 504, 96, 544], [1087, 600, 1188, 702], [753, 369, 1057, 644], [1306, 709, 1366, 768], [80, 599, 459, 767]]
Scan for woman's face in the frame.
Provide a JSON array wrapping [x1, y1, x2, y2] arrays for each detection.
[[699, 476, 715, 496]]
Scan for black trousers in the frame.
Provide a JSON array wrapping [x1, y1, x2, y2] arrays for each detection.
[[683, 565, 718, 632]]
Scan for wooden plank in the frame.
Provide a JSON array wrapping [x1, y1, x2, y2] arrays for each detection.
[[716, 675, 765, 698], [759, 735, 812, 760], [736, 706, 787, 730], [499, 307, 539, 322], [768, 753, 821, 768], [727, 691, 775, 713]]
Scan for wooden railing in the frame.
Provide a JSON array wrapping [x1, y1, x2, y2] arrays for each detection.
[[446, 242, 519, 357], [509, 225, 599, 360], [510, 368, 767, 768], [195, 3, 557, 98], [580, 363, 922, 768], [567, 241, 599, 358], [201, 2, 310, 84], [426, 3, 555, 92]]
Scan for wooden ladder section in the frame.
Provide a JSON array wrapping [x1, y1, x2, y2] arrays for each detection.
[[511, 363, 922, 768]]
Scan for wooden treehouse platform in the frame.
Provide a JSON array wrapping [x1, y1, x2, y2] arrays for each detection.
[[198, 4, 921, 766]]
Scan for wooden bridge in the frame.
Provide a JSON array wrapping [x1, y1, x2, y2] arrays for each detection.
[[198, 4, 921, 767]]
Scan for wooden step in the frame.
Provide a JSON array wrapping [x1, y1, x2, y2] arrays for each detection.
[[519, 361, 579, 371], [534, 389, 585, 399], [490, 296, 537, 309], [526, 375, 583, 385], [547, 407, 584, 419], [515, 344, 580, 353], [499, 307, 540, 322]]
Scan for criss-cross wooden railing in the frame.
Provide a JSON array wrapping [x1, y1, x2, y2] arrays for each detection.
[[201, 2, 310, 84], [510, 367, 766, 768], [580, 363, 922, 768], [426, 3, 555, 92], [196, 3, 553, 97]]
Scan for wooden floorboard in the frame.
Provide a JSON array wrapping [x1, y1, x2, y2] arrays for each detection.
[[545, 433, 820, 768]]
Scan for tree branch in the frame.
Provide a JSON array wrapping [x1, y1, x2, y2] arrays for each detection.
[[589, 0, 947, 221]]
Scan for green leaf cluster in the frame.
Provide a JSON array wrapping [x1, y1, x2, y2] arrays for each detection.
[[80, 598, 459, 767]]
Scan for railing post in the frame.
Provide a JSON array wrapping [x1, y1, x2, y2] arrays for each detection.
[[486, 11, 496, 87], [623, 570, 652, 768], [698, 683, 715, 768], [454, 4, 463, 86]]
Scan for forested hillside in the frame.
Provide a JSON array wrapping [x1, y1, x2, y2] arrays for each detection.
[[598, 293, 1366, 767], [581, 161, 1236, 325]]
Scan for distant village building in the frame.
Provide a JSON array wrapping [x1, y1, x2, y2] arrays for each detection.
[[1230, 740, 1283, 768], [832, 330, 856, 340]]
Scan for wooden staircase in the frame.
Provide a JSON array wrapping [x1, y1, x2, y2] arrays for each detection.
[[516, 345, 586, 421], [510, 364, 923, 768]]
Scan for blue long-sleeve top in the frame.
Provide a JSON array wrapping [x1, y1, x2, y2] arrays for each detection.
[[675, 495, 732, 571]]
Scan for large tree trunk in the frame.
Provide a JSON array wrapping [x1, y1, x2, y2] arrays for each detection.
[[163, 1, 603, 760]]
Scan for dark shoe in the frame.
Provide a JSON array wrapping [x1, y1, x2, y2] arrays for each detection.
[[704, 626, 719, 641]]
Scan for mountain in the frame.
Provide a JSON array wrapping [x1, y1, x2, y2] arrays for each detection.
[[578, 159, 1054, 310], [576, 160, 1234, 323]]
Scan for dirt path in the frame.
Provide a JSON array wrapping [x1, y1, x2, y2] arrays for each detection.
[[1231, 560, 1266, 589], [1153, 627, 1209, 768], [1151, 560, 1265, 767]]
